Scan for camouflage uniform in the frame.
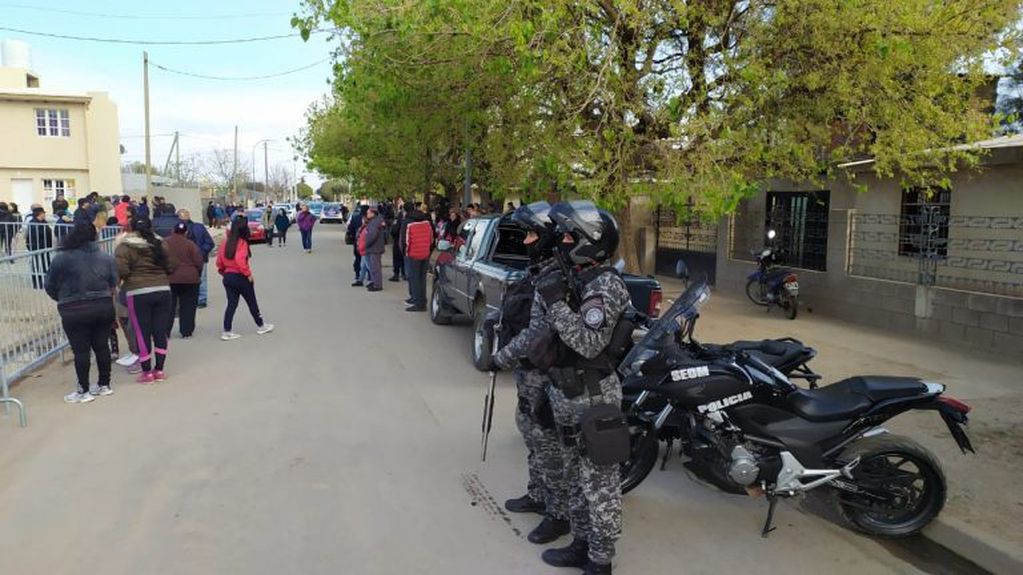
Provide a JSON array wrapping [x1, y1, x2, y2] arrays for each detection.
[[494, 267, 569, 522], [537, 266, 631, 565]]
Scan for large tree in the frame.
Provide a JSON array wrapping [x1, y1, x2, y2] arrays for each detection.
[[296, 0, 1020, 269]]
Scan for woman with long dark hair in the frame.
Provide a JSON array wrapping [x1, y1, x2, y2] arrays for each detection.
[[45, 222, 119, 403], [115, 215, 178, 383], [217, 216, 273, 340]]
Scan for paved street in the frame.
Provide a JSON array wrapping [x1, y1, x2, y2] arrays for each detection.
[[0, 228, 947, 574]]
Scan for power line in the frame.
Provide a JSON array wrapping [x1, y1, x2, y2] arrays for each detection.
[[0, 3, 292, 20], [151, 58, 331, 81], [0, 25, 328, 46]]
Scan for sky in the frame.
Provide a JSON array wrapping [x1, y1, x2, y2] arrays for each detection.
[[0, 0, 337, 188]]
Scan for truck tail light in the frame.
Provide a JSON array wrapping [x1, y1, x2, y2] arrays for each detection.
[[648, 289, 663, 318]]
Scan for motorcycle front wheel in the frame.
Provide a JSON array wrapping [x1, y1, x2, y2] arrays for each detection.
[[835, 435, 946, 538], [620, 425, 660, 495], [745, 278, 770, 306]]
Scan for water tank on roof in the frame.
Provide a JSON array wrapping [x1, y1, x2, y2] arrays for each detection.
[[1, 39, 33, 69]]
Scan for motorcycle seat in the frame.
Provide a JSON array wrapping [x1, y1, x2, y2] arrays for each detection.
[[730, 339, 811, 372], [787, 376, 928, 422]]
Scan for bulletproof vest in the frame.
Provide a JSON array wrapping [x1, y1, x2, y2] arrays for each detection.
[[549, 266, 635, 373], [498, 273, 537, 349]]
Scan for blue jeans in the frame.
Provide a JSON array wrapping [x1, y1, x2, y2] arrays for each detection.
[[359, 256, 370, 283], [300, 229, 312, 250], [198, 263, 208, 305]]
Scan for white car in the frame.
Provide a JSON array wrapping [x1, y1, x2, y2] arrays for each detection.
[[272, 204, 296, 223]]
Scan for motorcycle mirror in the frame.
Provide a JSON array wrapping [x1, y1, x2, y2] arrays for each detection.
[[674, 258, 689, 280], [766, 229, 777, 240]]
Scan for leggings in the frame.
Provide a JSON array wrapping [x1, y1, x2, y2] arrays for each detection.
[[276, 228, 288, 245], [127, 290, 172, 372], [223, 272, 264, 331], [60, 299, 115, 392]]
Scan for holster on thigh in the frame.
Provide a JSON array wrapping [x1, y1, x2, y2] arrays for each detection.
[[578, 403, 630, 466]]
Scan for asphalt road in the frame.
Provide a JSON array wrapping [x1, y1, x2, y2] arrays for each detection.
[[0, 228, 929, 574]]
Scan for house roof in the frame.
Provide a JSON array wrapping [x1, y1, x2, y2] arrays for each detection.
[[0, 87, 91, 104], [837, 134, 1023, 169]]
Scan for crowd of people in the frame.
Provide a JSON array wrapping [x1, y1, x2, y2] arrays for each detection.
[[4, 190, 277, 405]]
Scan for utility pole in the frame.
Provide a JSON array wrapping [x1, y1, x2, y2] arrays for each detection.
[[143, 51, 152, 198], [232, 125, 239, 204], [175, 130, 180, 183], [263, 141, 269, 203]]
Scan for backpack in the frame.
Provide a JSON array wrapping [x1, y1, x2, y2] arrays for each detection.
[[405, 220, 433, 261], [498, 274, 537, 349]]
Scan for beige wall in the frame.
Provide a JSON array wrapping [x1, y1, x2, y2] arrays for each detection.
[[0, 98, 90, 171], [0, 89, 122, 204], [84, 91, 122, 196]]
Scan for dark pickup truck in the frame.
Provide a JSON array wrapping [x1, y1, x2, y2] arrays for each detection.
[[430, 214, 663, 371]]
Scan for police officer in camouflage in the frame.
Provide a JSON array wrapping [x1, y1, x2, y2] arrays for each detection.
[[534, 201, 631, 575], [492, 202, 572, 545]]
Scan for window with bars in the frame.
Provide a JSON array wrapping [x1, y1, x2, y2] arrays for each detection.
[[764, 191, 830, 271], [898, 187, 951, 259], [35, 108, 71, 137]]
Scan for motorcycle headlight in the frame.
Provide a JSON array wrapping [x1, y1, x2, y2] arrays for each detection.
[[619, 348, 657, 378]]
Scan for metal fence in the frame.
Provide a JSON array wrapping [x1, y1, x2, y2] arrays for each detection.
[[848, 211, 1023, 298], [0, 228, 119, 427]]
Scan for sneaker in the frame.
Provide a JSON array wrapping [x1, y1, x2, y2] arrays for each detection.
[[116, 353, 139, 367], [221, 332, 241, 341], [136, 372, 155, 384], [405, 305, 426, 312], [181, 335, 192, 340], [126, 361, 143, 374], [64, 391, 95, 404], [256, 323, 275, 335], [153, 370, 166, 382], [405, 298, 415, 305], [351, 280, 364, 287], [94, 385, 114, 397], [367, 286, 382, 292]]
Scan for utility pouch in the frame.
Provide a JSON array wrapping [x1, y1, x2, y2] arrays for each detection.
[[527, 327, 558, 371], [550, 367, 585, 399], [578, 403, 631, 466], [517, 394, 531, 416], [532, 390, 556, 430]]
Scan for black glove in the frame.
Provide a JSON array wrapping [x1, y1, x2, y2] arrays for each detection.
[[536, 269, 568, 305]]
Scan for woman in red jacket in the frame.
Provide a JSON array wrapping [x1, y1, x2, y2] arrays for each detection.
[[216, 217, 274, 341]]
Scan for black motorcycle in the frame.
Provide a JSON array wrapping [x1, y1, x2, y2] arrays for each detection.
[[618, 282, 974, 538], [746, 230, 800, 319]]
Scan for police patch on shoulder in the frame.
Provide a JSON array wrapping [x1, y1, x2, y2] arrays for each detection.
[[580, 297, 606, 329]]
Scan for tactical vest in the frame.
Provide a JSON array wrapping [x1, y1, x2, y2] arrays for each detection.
[[498, 272, 537, 350]]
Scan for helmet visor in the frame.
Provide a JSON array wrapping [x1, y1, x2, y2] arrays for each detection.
[[550, 200, 604, 242]]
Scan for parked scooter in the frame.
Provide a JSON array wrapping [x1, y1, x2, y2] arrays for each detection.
[[619, 281, 974, 538], [746, 230, 800, 319]]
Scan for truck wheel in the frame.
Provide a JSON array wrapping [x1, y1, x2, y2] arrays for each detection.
[[471, 298, 493, 371], [430, 278, 453, 325]]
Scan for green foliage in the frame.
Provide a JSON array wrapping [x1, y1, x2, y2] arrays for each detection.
[[295, 0, 1021, 219], [297, 180, 314, 199]]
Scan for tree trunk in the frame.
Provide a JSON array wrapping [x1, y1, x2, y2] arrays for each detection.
[[615, 202, 642, 274]]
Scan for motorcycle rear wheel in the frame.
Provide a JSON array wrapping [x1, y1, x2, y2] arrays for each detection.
[[784, 294, 798, 320], [621, 426, 660, 495], [835, 435, 946, 538], [745, 278, 770, 306]]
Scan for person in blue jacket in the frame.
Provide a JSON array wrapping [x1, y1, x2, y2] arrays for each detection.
[[176, 209, 215, 308]]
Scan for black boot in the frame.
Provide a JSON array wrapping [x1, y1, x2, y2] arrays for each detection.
[[504, 494, 545, 514], [583, 560, 612, 575], [351, 280, 363, 287], [541, 538, 588, 568], [527, 516, 570, 544]]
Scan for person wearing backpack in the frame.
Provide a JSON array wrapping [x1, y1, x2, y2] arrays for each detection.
[[490, 202, 571, 545], [403, 202, 434, 312]]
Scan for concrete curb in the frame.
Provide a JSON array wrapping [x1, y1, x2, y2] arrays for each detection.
[[923, 516, 1023, 575]]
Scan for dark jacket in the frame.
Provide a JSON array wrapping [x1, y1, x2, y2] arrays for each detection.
[[399, 209, 429, 253], [26, 218, 53, 251], [364, 217, 387, 255], [153, 214, 179, 238], [181, 219, 215, 262], [274, 213, 291, 232], [164, 234, 203, 284], [115, 233, 179, 293], [45, 242, 117, 306]]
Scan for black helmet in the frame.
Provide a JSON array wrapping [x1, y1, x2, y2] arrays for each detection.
[[549, 200, 619, 266], [510, 201, 556, 261]]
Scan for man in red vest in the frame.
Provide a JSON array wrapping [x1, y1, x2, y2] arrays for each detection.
[[403, 202, 434, 312]]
